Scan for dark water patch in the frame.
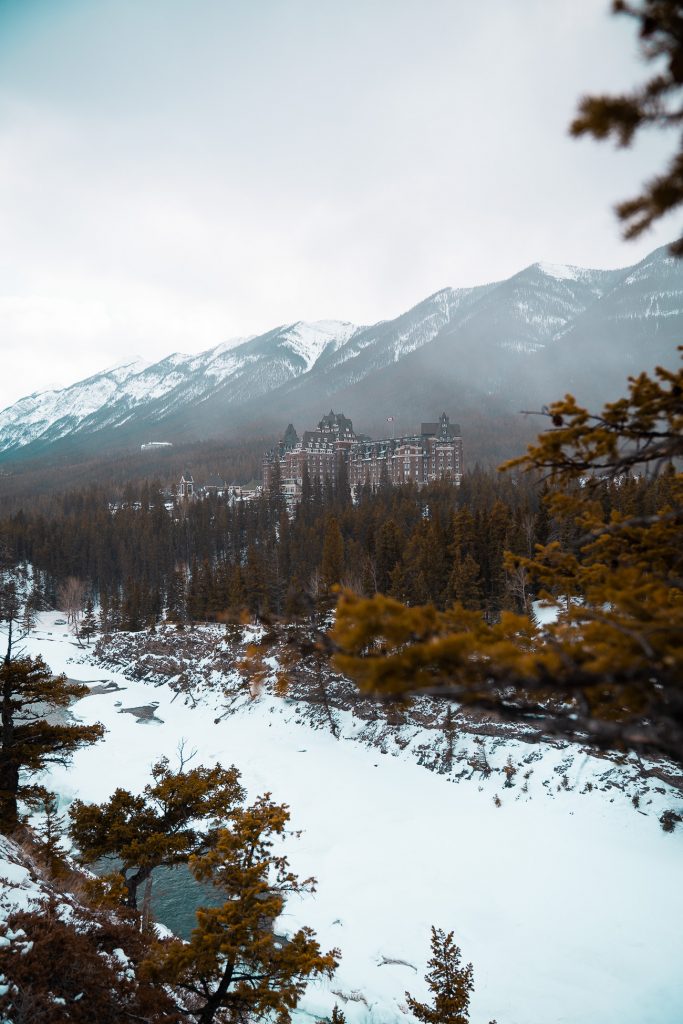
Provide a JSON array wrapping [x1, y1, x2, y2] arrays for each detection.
[[118, 702, 163, 724], [94, 857, 222, 939], [83, 680, 126, 695], [149, 864, 224, 938]]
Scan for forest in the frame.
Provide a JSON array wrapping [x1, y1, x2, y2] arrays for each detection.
[[0, 459, 673, 631]]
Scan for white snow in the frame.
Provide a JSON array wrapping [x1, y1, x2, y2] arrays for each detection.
[[2, 612, 679, 1024], [0, 836, 48, 922], [536, 262, 585, 282], [280, 321, 359, 371]]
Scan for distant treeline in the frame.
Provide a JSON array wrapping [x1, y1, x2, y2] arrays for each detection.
[[0, 409, 544, 512], [1, 466, 671, 629], [0, 436, 269, 512]]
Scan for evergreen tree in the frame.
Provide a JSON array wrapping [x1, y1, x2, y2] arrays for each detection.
[[449, 553, 483, 611], [570, 0, 683, 254], [69, 758, 245, 908], [228, 564, 248, 615], [332, 357, 683, 764], [406, 927, 474, 1024], [0, 657, 104, 830], [166, 567, 188, 623], [245, 545, 269, 620], [374, 519, 402, 594], [321, 515, 345, 591], [0, 900, 181, 1023], [0, 560, 30, 664], [32, 786, 67, 876], [78, 595, 98, 644], [142, 795, 339, 1024]]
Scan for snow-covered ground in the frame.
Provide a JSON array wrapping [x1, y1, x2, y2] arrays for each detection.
[[6, 612, 683, 1024]]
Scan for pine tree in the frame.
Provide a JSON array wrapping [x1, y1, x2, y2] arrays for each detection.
[[142, 795, 340, 1024], [228, 564, 248, 615], [321, 515, 345, 591], [32, 786, 67, 876], [449, 553, 483, 610], [332, 356, 683, 764], [166, 567, 188, 623], [0, 657, 104, 830], [78, 595, 98, 644], [245, 545, 269, 620], [406, 927, 474, 1024], [0, 561, 30, 664], [0, 900, 181, 1023], [570, 0, 683, 254], [69, 758, 245, 908]]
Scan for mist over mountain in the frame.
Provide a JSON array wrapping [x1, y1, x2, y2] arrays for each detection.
[[1, 244, 680, 471]]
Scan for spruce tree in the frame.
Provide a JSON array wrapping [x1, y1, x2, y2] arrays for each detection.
[[78, 595, 98, 644], [0, 657, 104, 830], [321, 515, 344, 591], [142, 795, 339, 1024], [69, 758, 245, 908], [406, 927, 474, 1024]]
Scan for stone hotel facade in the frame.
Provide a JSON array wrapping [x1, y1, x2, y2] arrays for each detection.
[[263, 411, 463, 498]]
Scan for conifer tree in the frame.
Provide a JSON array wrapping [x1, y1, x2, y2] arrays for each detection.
[[0, 899, 182, 1023], [229, 564, 248, 615], [0, 657, 104, 830], [243, 545, 266, 619], [78, 595, 98, 644], [142, 794, 339, 1024], [406, 927, 474, 1024], [32, 786, 67, 875], [570, 0, 683, 254], [69, 758, 245, 908], [449, 553, 483, 611], [332, 357, 683, 763], [321, 515, 345, 591], [0, 559, 31, 664], [166, 567, 188, 623]]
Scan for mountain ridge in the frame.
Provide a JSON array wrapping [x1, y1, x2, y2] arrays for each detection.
[[1, 245, 680, 464]]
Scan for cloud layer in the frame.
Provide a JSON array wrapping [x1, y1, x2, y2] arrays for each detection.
[[0, 0, 678, 407]]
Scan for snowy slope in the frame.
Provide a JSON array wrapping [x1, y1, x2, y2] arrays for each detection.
[[0, 321, 359, 454], [8, 613, 683, 1024], [0, 359, 147, 451], [1, 245, 681, 457]]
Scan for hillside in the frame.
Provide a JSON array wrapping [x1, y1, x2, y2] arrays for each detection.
[[14, 611, 683, 1024], [1, 245, 681, 476]]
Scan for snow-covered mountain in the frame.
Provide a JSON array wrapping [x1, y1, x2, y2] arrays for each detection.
[[1, 246, 681, 460], [0, 321, 359, 455]]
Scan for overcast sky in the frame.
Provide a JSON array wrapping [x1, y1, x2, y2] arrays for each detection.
[[0, 0, 679, 407]]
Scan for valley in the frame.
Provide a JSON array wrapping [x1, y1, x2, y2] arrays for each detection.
[[8, 611, 683, 1024]]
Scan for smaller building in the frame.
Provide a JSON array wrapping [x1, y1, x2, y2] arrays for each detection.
[[203, 474, 227, 496], [178, 472, 194, 499], [177, 473, 257, 503]]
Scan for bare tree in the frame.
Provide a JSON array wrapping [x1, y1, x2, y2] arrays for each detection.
[[57, 577, 86, 628]]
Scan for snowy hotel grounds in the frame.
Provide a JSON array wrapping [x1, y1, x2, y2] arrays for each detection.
[[2, 611, 683, 1024]]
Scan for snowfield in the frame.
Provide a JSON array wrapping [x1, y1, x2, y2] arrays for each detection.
[[5, 612, 683, 1024]]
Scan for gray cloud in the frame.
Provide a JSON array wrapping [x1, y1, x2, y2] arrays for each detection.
[[0, 0, 678, 407]]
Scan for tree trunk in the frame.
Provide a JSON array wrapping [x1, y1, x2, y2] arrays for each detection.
[[0, 667, 18, 830], [124, 864, 154, 909], [197, 958, 235, 1024], [0, 758, 19, 831]]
